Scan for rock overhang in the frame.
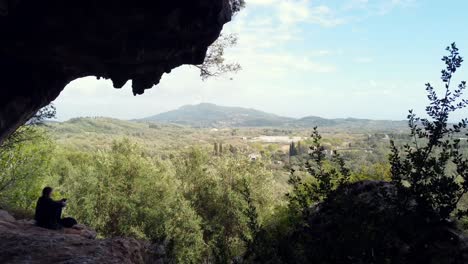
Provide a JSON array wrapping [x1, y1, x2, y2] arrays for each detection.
[[0, 0, 233, 142]]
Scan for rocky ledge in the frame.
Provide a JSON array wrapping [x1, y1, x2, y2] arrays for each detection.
[[0, 210, 165, 264]]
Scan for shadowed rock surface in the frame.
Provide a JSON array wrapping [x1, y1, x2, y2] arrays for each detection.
[[0, 0, 232, 142], [0, 210, 166, 264], [302, 181, 468, 264]]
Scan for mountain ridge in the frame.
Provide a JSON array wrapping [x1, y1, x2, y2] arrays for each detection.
[[138, 103, 407, 129]]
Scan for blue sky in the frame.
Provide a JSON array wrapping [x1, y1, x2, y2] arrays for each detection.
[[54, 0, 468, 121]]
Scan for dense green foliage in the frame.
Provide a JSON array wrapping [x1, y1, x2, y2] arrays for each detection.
[[1, 130, 282, 263], [49, 140, 206, 262], [0, 115, 465, 263], [0, 46, 467, 263], [0, 105, 56, 214], [0, 127, 53, 212]]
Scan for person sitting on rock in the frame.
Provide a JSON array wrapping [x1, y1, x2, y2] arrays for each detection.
[[34, 187, 76, 229]]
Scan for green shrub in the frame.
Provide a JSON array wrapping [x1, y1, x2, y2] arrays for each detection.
[[390, 43, 468, 222]]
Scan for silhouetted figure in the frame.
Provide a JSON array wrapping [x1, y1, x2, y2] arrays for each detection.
[[34, 187, 74, 229]]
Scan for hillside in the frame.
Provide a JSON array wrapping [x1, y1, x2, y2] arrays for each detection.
[[139, 103, 407, 130], [44, 105, 410, 145], [294, 116, 408, 131], [139, 103, 295, 127]]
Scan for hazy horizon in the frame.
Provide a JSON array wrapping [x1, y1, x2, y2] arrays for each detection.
[[53, 1, 468, 122], [52, 102, 410, 122]]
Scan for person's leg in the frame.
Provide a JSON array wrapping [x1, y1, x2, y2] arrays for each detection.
[[53, 206, 63, 229], [60, 217, 78, 228]]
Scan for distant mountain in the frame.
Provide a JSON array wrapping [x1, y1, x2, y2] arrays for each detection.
[[139, 103, 408, 130], [139, 103, 295, 127], [294, 116, 339, 127], [295, 116, 408, 131], [49, 117, 149, 134]]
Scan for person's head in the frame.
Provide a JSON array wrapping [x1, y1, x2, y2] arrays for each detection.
[[42, 187, 53, 198]]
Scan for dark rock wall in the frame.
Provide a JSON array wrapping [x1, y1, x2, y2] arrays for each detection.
[[0, 0, 232, 142]]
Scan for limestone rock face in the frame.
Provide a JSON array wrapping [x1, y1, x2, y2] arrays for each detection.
[[0, 0, 232, 142], [0, 210, 166, 263]]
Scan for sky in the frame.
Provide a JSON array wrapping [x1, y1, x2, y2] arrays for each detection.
[[54, 0, 468, 121]]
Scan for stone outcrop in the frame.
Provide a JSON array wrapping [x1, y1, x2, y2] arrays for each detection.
[[0, 210, 165, 264], [0, 0, 233, 142]]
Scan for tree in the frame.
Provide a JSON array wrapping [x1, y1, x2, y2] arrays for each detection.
[[172, 147, 277, 263], [195, 34, 242, 80], [230, 0, 245, 13], [0, 104, 55, 209], [229, 144, 238, 154], [49, 139, 205, 263], [193, 0, 244, 80], [239, 178, 261, 261], [0, 130, 52, 210], [214, 142, 219, 155], [287, 127, 350, 219], [289, 142, 297, 157], [389, 43, 468, 221], [0, 104, 56, 152]]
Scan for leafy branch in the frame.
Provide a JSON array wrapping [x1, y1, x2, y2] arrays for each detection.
[[390, 43, 468, 221]]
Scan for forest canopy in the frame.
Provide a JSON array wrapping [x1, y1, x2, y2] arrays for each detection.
[[0, 44, 467, 263]]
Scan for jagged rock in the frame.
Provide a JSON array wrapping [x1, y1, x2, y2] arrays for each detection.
[[0, 210, 165, 263], [302, 181, 468, 264], [0, 0, 233, 143], [0, 209, 15, 222]]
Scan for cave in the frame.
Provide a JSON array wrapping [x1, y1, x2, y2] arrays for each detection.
[[0, 0, 232, 142]]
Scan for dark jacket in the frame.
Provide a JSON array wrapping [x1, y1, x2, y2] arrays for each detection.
[[34, 196, 64, 229]]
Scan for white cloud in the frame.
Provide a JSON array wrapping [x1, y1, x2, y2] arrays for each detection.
[[377, 0, 414, 15], [245, 0, 346, 28], [344, 0, 417, 15], [277, 0, 310, 26], [344, 0, 370, 10], [247, 0, 278, 5], [224, 6, 338, 78], [275, 1, 346, 27], [354, 57, 374, 63], [311, 50, 334, 56], [53, 0, 426, 121], [249, 53, 336, 74], [308, 5, 346, 27]]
